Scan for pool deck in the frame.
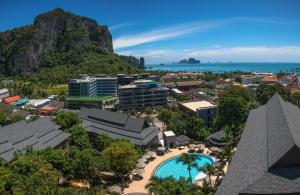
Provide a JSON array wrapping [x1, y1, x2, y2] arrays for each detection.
[[124, 147, 213, 194]]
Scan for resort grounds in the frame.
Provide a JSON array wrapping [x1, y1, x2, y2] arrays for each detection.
[[124, 146, 229, 194]]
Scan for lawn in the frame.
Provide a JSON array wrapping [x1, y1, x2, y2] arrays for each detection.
[[46, 85, 68, 95]]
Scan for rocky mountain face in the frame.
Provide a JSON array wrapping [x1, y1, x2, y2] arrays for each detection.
[[0, 8, 113, 75]]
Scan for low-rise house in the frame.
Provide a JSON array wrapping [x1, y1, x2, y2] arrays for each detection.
[[0, 88, 9, 99], [163, 131, 176, 148], [2, 96, 21, 104], [240, 75, 262, 84], [12, 98, 29, 107], [0, 117, 70, 161], [162, 82, 176, 88], [176, 135, 191, 146], [29, 99, 50, 109], [78, 108, 160, 148], [40, 106, 59, 115], [217, 94, 300, 195], [261, 75, 279, 84], [170, 88, 184, 97], [178, 100, 217, 125], [176, 80, 203, 91]]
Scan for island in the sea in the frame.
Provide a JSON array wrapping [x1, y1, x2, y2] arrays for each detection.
[[178, 58, 200, 64]]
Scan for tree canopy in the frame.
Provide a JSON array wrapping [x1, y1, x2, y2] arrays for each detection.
[[101, 140, 139, 181], [53, 111, 81, 130]]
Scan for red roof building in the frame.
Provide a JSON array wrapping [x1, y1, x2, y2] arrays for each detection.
[[40, 106, 58, 115], [261, 76, 278, 84], [2, 96, 21, 104]]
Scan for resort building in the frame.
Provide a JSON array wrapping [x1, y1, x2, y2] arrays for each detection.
[[178, 100, 217, 125], [67, 75, 117, 109], [206, 130, 229, 147], [78, 108, 160, 147], [0, 88, 9, 99], [117, 74, 139, 86], [66, 96, 117, 110], [118, 80, 169, 110], [68, 75, 117, 97], [261, 75, 279, 84], [217, 94, 300, 195], [175, 80, 203, 91], [163, 131, 176, 148], [2, 96, 21, 104], [12, 98, 29, 107], [29, 99, 50, 109], [0, 118, 70, 162], [170, 88, 183, 97]]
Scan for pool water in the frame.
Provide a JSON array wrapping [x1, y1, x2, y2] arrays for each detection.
[[154, 154, 214, 182]]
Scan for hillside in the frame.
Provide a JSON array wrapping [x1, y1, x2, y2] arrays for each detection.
[[0, 8, 141, 78]]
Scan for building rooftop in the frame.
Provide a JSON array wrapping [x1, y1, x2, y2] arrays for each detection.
[[2, 96, 21, 103], [0, 118, 69, 161], [69, 76, 116, 83], [171, 88, 183, 94], [78, 108, 160, 146], [176, 80, 203, 87], [164, 131, 176, 137], [216, 94, 300, 195], [29, 99, 50, 107], [0, 88, 9, 94], [179, 100, 215, 112], [262, 75, 278, 82]]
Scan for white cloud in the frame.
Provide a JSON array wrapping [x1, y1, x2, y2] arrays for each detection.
[[109, 22, 137, 30], [113, 19, 229, 49], [116, 46, 300, 63]]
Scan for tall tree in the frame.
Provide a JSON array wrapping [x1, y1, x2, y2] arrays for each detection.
[[187, 117, 211, 142], [67, 124, 91, 150], [101, 140, 139, 183], [53, 111, 80, 130], [199, 164, 217, 187], [256, 84, 290, 104]]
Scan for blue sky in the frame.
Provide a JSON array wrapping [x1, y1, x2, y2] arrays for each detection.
[[1, 0, 300, 63]]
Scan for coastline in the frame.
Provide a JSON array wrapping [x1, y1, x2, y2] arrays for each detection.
[[146, 62, 300, 73]]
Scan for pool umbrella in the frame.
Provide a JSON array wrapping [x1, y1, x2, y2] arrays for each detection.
[[133, 168, 145, 175], [210, 147, 222, 152], [189, 144, 196, 149], [137, 162, 146, 169], [137, 158, 147, 163], [143, 154, 152, 159], [147, 151, 157, 158], [108, 186, 122, 195], [157, 146, 165, 151], [197, 144, 205, 148]]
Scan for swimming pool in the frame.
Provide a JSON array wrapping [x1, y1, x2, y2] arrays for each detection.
[[154, 154, 214, 182]]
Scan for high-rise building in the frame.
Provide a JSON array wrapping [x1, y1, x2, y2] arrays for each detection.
[[68, 75, 117, 97], [118, 80, 169, 110], [139, 57, 145, 69]]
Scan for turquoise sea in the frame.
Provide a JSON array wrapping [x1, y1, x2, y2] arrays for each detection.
[[146, 63, 300, 73]]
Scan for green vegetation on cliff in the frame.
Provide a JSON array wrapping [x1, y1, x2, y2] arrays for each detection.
[[0, 8, 142, 79]]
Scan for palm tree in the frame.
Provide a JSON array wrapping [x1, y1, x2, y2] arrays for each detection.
[[176, 153, 199, 184], [146, 177, 192, 195], [200, 164, 217, 187]]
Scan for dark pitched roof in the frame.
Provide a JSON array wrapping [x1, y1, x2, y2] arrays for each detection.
[[176, 135, 190, 145], [78, 108, 159, 146], [216, 94, 300, 195], [206, 130, 228, 146], [0, 118, 69, 161]]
